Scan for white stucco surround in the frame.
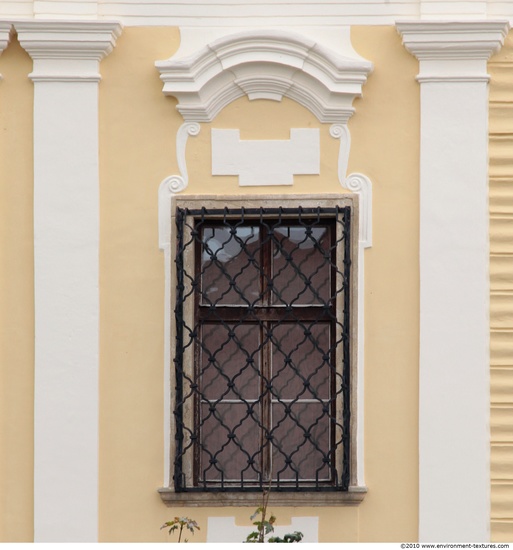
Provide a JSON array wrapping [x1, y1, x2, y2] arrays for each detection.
[[15, 20, 122, 542], [156, 28, 374, 495], [397, 20, 510, 542]]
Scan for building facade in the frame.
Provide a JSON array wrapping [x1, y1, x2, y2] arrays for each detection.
[[0, 0, 512, 542]]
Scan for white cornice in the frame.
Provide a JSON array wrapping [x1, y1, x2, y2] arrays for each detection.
[[0, 22, 12, 55], [6, 1, 513, 27], [0, 22, 12, 79], [397, 20, 509, 83], [15, 20, 122, 81], [15, 20, 122, 59], [397, 20, 510, 60], [156, 29, 372, 123]]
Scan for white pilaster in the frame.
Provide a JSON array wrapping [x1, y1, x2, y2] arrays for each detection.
[[397, 20, 509, 542], [16, 20, 122, 542]]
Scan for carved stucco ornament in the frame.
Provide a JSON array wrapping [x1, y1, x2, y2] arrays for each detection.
[[156, 29, 374, 249]]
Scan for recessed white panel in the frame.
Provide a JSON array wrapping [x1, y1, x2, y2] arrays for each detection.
[[211, 128, 320, 186]]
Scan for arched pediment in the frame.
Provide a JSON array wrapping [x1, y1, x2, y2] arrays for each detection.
[[156, 29, 373, 123]]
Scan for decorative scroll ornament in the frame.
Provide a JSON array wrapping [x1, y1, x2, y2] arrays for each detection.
[[346, 173, 373, 248], [330, 124, 372, 248], [329, 123, 351, 188], [329, 124, 372, 249], [158, 122, 201, 249]]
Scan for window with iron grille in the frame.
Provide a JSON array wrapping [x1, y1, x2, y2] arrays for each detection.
[[172, 198, 356, 495]]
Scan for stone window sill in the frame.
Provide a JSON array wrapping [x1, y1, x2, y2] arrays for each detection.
[[158, 486, 367, 507]]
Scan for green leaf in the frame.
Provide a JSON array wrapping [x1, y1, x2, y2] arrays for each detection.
[[263, 521, 274, 535], [161, 516, 200, 541], [268, 531, 304, 543], [245, 530, 259, 543], [250, 507, 263, 521]]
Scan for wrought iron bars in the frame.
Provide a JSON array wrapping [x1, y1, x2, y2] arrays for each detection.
[[173, 206, 352, 492]]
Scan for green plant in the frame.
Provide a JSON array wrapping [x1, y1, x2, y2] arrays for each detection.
[[268, 531, 304, 543], [245, 486, 303, 543], [161, 516, 200, 543], [245, 505, 276, 543]]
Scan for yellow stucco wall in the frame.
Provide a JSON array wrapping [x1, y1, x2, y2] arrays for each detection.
[[98, 26, 180, 543], [98, 25, 419, 542], [0, 36, 35, 542], [351, 26, 419, 542], [489, 29, 513, 543]]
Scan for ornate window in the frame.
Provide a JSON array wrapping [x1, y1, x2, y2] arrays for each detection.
[[164, 196, 359, 503], [156, 29, 374, 506]]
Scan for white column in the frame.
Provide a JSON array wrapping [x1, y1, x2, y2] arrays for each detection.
[[397, 21, 509, 542], [16, 20, 121, 542]]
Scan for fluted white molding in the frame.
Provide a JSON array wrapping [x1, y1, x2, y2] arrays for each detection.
[[397, 19, 509, 542], [156, 29, 372, 123], [17, 19, 122, 543]]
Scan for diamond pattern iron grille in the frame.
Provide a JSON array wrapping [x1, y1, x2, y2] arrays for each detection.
[[174, 206, 352, 492]]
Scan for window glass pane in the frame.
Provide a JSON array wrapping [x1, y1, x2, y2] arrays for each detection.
[[271, 402, 330, 482], [200, 403, 261, 483], [271, 322, 331, 400], [201, 226, 261, 305], [271, 226, 331, 305], [200, 323, 261, 400]]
